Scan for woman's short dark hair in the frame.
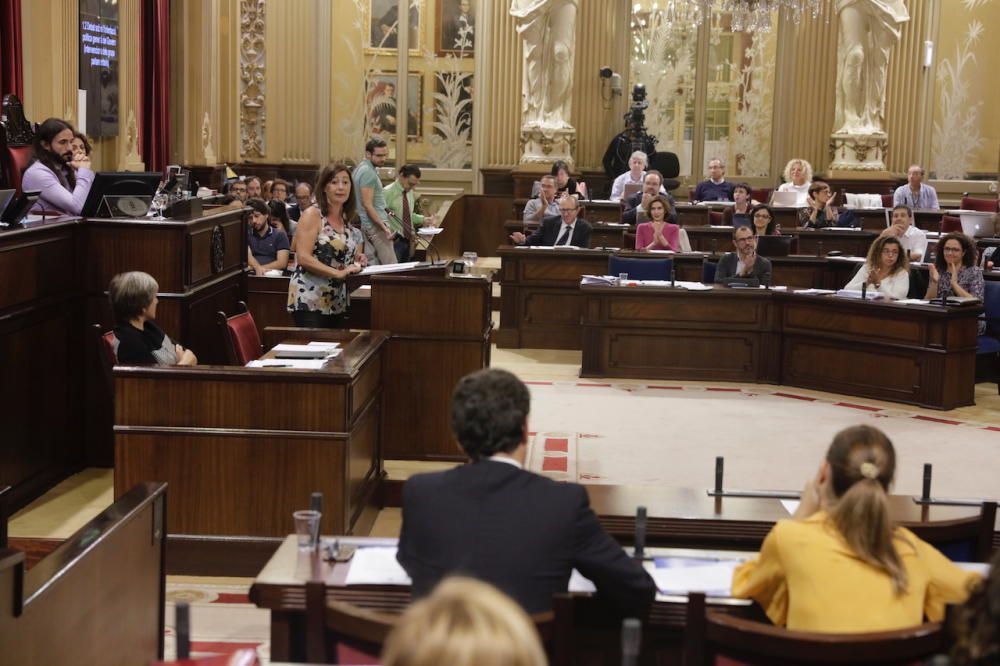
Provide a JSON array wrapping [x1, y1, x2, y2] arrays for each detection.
[[750, 204, 777, 235], [108, 271, 158, 325], [313, 163, 357, 220], [647, 194, 676, 222], [934, 232, 977, 272], [808, 181, 830, 198], [550, 160, 570, 177], [733, 182, 752, 197], [73, 131, 92, 155], [247, 197, 269, 217], [451, 369, 530, 460]]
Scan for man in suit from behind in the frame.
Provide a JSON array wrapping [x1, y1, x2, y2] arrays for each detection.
[[397, 368, 657, 615], [508, 195, 593, 247]]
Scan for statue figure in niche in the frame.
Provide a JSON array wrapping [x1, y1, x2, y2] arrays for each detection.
[[509, 0, 578, 130]]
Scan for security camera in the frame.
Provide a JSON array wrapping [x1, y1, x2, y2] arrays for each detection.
[[610, 73, 623, 94], [599, 66, 613, 79]]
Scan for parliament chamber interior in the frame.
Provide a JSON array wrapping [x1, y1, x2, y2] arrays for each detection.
[[1, 0, 999, 664]]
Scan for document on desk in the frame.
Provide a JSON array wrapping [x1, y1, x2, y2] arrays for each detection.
[[306, 341, 341, 350], [646, 557, 742, 596], [359, 261, 421, 275], [272, 343, 336, 358], [580, 275, 617, 286], [780, 499, 800, 515], [793, 288, 836, 296], [344, 547, 412, 586], [676, 281, 712, 291], [246, 359, 330, 369]]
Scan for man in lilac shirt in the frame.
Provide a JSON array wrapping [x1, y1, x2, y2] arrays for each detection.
[[21, 118, 95, 215]]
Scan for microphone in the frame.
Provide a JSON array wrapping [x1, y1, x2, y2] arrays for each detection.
[[634, 506, 647, 560], [861, 281, 867, 300], [621, 618, 641, 666], [714, 456, 724, 495], [670, 263, 676, 288], [176, 601, 191, 660], [817, 240, 824, 257], [310, 491, 323, 514], [921, 463, 933, 503]]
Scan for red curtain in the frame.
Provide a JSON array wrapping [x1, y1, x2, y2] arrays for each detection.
[[0, 0, 23, 100], [141, 0, 170, 172]]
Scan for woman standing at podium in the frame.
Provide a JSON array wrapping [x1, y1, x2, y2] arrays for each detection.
[[287, 163, 367, 327]]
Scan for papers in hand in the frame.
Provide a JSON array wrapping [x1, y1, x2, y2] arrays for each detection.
[[359, 261, 421, 275], [646, 558, 742, 596], [344, 547, 412, 586], [418, 226, 444, 235]]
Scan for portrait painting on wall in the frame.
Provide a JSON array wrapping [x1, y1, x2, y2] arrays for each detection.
[[366, 72, 423, 141], [365, 0, 422, 53], [436, 0, 474, 55]]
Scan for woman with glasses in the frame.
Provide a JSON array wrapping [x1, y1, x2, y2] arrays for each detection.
[[844, 235, 910, 299], [749, 204, 780, 236], [926, 233, 985, 333]]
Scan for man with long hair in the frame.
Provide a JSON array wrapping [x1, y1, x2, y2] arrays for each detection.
[[21, 118, 95, 215]]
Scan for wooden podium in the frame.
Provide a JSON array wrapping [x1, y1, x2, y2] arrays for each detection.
[[372, 273, 493, 461]]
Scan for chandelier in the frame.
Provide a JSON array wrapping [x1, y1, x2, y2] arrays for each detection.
[[633, 0, 827, 33]]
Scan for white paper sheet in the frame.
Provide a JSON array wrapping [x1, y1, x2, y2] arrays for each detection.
[[646, 560, 740, 596], [246, 359, 329, 369], [569, 569, 597, 593], [417, 227, 444, 235], [271, 343, 330, 357], [780, 499, 800, 515], [306, 341, 341, 350], [344, 547, 412, 586], [359, 261, 421, 275]]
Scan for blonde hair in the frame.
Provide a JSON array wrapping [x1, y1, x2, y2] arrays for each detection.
[[782, 158, 813, 184], [826, 425, 909, 595], [381, 578, 547, 666]]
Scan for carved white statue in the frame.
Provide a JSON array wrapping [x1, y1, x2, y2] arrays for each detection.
[[834, 0, 909, 135], [510, 0, 578, 131]]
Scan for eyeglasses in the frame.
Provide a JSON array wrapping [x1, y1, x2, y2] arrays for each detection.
[[753, 212, 771, 219], [881, 248, 899, 256], [559, 207, 577, 214]]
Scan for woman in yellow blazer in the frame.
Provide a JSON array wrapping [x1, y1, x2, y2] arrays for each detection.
[[732, 425, 980, 633]]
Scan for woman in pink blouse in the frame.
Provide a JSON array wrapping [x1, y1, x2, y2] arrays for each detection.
[[634, 195, 680, 251]]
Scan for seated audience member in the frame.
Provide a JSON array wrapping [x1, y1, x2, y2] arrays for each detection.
[[926, 233, 985, 333], [880, 205, 927, 262], [692, 158, 736, 203], [635, 195, 680, 251], [384, 164, 439, 262], [245, 175, 262, 199], [750, 204, 780, 236], [798, 181, 838, 229], [714, 225, 772, 286], [776, 158, 813, 206], [381, 577, 547, 666], [287, 163, 366, 327], [844, 235, 910, 299], [948, 549, 1000, 666], [71, 131, 92, 157], [397, 368, 656, 615], [610, 150, 649, 202], [551, 159, 579, 197], [269, 198, 294, 238], [722, 183, 754, 227], [108, 271, 197, 366], [510, 196, 592, 247], [21, 117, 95, 215], [288, 181, 313, 222], [893, 164, 939, 210], [522, 174, 561, 222], [623, 170, 675, 226], [262, 179, 274, 201], [247, 198, 290, 275], [223, 179, 248, 203], [271, 178, 289, 202], [733, 425, 979, 632]]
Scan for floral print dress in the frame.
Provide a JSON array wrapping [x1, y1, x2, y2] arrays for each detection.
[[287, 216, 363, 316]]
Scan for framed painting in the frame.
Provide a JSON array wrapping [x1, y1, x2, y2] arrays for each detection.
[[435, 0, 474, 56], [364, 0, 423, 54], [366, 71, 423, 141]]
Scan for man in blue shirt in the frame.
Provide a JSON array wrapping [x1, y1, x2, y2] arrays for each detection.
[[892, 165, 939, 210], [353, 137, 398, 265], [246, 198, 290, 275], [692, 158, 736, 202]]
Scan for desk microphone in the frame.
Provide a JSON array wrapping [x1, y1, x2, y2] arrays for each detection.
[[310, 491, 323, 514], [634, 506, 647, 560], [921, 463, 933, 503], [621, 618, 641, 666], [670, 263, 676, 288], [714, 456, 724, 495], [176, 602, 191, 659], [710, 238, 718, 255], [817, 240, 824, 257], [861, 281, 867, 300]]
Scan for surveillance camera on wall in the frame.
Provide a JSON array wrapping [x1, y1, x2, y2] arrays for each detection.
[[610, 73, 623, 94], [599, 66, 613, 79]]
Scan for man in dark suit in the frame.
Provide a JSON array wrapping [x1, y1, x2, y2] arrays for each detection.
[[508, 195, 593, 247], [397, 369, 656, 615], [714, 225, 772, 286], [622, 170, 676, 226]]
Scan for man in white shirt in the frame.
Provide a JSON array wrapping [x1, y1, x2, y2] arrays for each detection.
[[609, 151, 648, 202], [892, 165, 939, 210], [880, 204, 927, 262]]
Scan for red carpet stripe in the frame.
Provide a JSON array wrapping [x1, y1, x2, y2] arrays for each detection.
[[189, 641, 262, 655], [835, 402, 881, 411], [913, 415, 962, 426], [209, 593, 251, 605], [773, 392, 817, 401]]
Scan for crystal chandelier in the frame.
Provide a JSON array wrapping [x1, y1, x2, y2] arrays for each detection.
[[633, 0, 828, 33]]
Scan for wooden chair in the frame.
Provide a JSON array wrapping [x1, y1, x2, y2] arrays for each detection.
[[906, 500, 996, 563], [304, 580, 398, 664], [0, 94, 34, 194], [683, 592, 946, 666], [217, 301, 262, 365]]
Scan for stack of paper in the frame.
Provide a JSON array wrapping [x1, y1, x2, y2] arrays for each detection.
[[793, 288, 836, 296], [835, 289, 885, 300], [344, 547, 412, 586], [272, 344, 331, 359], [359, 261, 421, 275], [246, 359, 329, 369], [580, 275, 617, 286], [645, 557, 742, 596]]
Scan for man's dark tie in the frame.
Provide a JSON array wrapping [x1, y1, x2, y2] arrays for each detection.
[[401, 192, 415, 240], [556, 224, 572, 246]]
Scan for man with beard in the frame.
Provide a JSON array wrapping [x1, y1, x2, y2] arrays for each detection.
[[21, 118, 95, 215]]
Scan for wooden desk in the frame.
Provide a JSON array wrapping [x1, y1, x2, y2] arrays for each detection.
[[0, 482, 166, 666], [580, 285, 981, 410], [114, 330, 387, 538], [249, 535, 753, 664]]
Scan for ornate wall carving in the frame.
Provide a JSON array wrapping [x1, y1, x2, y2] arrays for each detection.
[[240, 0, 266, 158]]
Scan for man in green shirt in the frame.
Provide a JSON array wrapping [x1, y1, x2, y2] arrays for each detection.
[[383, 164, 439, 261], [353, 137, 398, 265]]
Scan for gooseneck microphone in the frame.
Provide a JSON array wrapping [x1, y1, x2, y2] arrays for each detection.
[[621, 618, 641, 666], [634, 506, 647, 560]]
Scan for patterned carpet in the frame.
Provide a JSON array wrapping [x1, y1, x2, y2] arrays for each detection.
[[165, 579, 270, 663]]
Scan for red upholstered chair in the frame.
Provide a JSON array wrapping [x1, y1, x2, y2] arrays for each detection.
[[880, 194, 894, 208], [683, 592, 946, 666], [941, 215, 963, 234], [305, 581, 396, 665], [960, 195, 999, 213], [0, 94, 35, 194], [217, 301, 262, 365], [751, 188, 773, 205], [709, 210, 724, 225]]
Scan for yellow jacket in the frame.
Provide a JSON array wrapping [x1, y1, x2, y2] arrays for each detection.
[[731, 511, 980, 632]]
